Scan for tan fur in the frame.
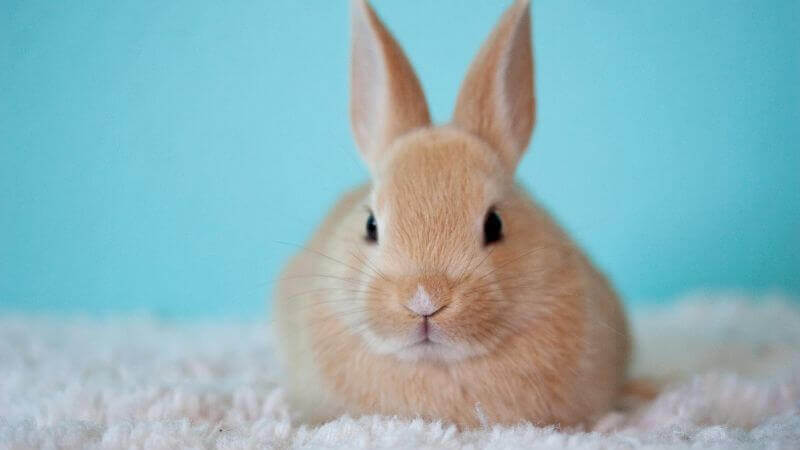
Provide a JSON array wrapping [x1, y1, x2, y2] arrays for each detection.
[[273, 0, 630, 428], [452, 0, 535, 171], [349, 0, 430, 174]]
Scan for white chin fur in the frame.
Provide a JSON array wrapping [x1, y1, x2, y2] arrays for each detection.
[[360, 327, 477, 362], [394, 341, 476, 362]]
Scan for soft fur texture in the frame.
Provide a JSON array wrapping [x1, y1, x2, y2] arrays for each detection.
[[1, 293, 799, 449], [274, 0, 628, 427]]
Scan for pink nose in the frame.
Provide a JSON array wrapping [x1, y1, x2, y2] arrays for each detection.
[[405, 286, 443, 317]]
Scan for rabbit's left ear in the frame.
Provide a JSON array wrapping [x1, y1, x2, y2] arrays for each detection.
[[451, 0, 535, 172], [350, 0, 431, 174]]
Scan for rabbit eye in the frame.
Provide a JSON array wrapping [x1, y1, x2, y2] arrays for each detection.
[[484, 210, 503, 245], [365, 213, 378, 243]]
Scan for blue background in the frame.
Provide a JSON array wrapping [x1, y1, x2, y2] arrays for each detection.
[[2, 1, 798, 316]]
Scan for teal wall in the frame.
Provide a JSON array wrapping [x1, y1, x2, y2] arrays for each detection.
[[2, 1, 798, 316]]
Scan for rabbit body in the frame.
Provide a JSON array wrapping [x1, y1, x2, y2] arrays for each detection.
[[273, 1, 630, 428]]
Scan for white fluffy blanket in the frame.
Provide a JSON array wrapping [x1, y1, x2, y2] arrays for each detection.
[[1, 293, 799, 449]]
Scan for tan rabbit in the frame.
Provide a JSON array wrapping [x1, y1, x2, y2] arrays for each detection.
[[273, 0, 630, 428]]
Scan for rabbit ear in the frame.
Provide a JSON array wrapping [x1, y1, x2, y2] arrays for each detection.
[[451, 0, 535, 171], [350, 0, 431, 174]]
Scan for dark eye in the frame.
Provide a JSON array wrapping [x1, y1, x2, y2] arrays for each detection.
[[483, 210, 503, 245], [365, 213, 378, 243]]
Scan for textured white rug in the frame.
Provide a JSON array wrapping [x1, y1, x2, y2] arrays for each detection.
[[1, 292, 799, 449]]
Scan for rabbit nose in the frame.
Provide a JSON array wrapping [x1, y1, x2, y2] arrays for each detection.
[[404, 285, 444, 317]]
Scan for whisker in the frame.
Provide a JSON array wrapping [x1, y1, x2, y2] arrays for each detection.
[[456, 246, 495, 286], [350, 248, 390, 285], [473, 245, 547, 283], [283, 287, 379, 302], [274, 240, 375, 279]]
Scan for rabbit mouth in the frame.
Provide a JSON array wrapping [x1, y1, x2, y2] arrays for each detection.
[[393, 322, 474, 361], [408, 337, 439, 349], [404, 324, 446, 350], [408, 333, 443, 348]]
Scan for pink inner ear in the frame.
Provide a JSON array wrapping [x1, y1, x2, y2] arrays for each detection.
[[500, 6, 534, 160], [349, 1, 431, 174], [351, 12, 384, 155], [451, 1, 535, 172]]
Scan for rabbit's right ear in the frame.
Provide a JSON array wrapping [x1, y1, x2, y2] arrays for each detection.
[[350, 0, 431, 174]]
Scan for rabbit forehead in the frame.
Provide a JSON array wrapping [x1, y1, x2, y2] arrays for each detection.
[[374, 128, 505, 212], [369, 128, 507, 266]]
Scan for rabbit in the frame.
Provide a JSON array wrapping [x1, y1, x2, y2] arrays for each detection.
[[272, 0, 631, 428]]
